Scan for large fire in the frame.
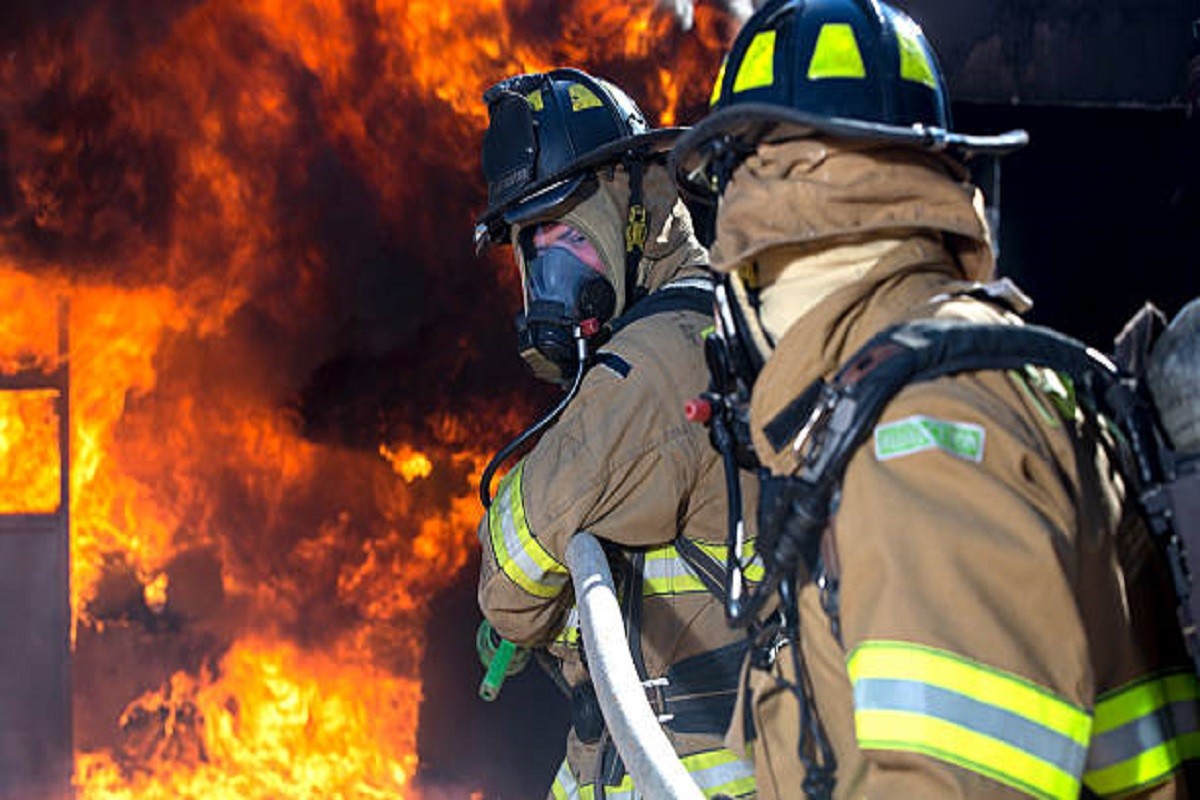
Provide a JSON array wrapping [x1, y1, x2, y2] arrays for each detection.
[[0, 0, 729, 797]]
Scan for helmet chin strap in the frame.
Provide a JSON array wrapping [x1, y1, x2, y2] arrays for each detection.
[[480, 327, 591, 508]]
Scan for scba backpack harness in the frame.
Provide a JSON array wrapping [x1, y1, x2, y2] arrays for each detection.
[[702, 315, 1200, 800]]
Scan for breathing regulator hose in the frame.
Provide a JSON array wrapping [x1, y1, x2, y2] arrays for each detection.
[[475, 326, 590, 702], [479, 328, 590, 509]]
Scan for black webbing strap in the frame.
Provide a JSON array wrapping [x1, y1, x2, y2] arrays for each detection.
[[755, 320, 1130, 584], [766, 320, 1126, 484], [655, 639, 749, 735], [607, 284, 713, 336], [674, 535, 729, 606]]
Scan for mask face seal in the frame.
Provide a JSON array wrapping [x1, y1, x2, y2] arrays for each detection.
[[515, 221, 616, 384]]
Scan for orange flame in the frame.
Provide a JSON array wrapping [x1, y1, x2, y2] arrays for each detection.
[[0, 389, 61, 513], [75, 637, 422, 798], [0, 0, 730, 796]]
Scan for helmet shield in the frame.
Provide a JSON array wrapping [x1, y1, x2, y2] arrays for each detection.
[[514, 222, 617, 384], [481, 90, 540, 215]]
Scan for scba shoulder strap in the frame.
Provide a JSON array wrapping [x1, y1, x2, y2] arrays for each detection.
[[607, 279, 714, 336], [755, 318, 1200, 676]]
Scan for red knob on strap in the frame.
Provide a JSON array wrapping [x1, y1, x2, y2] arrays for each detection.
[[684, 397, 712, 424]]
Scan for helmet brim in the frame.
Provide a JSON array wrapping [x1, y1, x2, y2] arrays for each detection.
[[670, 103, 1029, 201], [476, 127, 687, 250]]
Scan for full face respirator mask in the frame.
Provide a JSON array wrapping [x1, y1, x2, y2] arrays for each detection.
[[514, 221, 616, 385]]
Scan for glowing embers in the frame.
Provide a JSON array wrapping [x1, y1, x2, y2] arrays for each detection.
[[380, 444, 434, 483]]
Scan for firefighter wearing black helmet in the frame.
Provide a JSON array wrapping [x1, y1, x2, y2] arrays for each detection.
[[473, 68, 758, 799], [670, 1, 1200, 799]]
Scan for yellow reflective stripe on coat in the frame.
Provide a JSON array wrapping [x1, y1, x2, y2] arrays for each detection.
[[550, 758, 580, 799], [642, 540, 764, 597], [549, 749, 754, 799], [1084, 670, 1200, 796], [848, 640, 1092, 800], [487, 460, 568, 598], [552, 605, 581, 647], [682, 748, 756, 798]]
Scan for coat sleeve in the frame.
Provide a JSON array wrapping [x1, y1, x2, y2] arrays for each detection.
[[835, 372, 1101, 800], [477, 321, 709, 647]]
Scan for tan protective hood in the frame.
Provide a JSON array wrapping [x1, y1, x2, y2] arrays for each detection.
[[557, 162, 708, 317], [710, 138, 995, 283]]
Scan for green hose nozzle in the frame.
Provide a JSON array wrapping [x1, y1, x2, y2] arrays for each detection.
[[476, 619, 531, 701]]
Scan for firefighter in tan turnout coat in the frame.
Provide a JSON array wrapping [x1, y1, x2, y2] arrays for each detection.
[[472, 68, 757, 799], [669, 0, 1200, 798]]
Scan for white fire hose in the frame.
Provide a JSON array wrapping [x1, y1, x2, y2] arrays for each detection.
[[565, 532, 706, 800]]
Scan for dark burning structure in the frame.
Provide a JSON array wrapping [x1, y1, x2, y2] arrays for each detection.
[[0, 0, 1195, 797]]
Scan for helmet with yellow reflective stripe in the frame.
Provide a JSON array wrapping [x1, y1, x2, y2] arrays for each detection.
[[475, 68, 685, 251], [671, 0, 1029, 200]]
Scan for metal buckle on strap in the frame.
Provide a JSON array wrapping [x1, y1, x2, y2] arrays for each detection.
[[750, 610, 790, 670], [643, 676, 674, 724]]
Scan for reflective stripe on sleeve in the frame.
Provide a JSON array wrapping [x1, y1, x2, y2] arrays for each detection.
[[552, 606, 581, 647], [848, 640, 1092, 800], [487, 460, 568, 599], [1084, 670, 1200, 796]]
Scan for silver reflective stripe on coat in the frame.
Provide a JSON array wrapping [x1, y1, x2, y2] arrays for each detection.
[[1083, 670, 1200, 796], [488, 460, 569, 598], [643, 540, 764, 597], [549, 749, 755, 800], [550, 758, 581, 800], [855, 678, 1089, 780]]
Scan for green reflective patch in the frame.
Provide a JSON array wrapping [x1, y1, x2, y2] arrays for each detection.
[[710, 57, 727, 106], [525, 90, 544, 111], [568, 83, 602, 111], [874, 415, 986, 463], [733, 30, 776, 93], [808, 23, 867, 80], [895, 19, 938, 89]]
